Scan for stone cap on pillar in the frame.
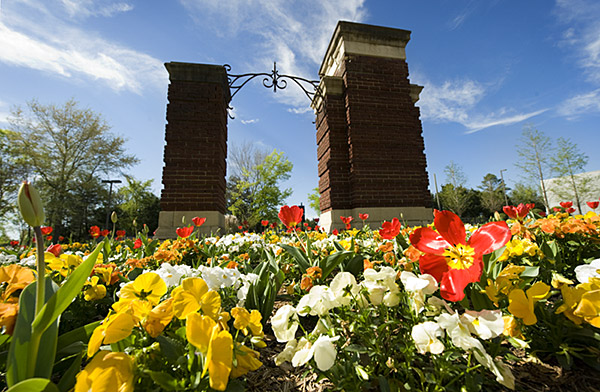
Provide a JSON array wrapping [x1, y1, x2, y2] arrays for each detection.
[[311, 75, 344, 111], [320, 21, 412, 77], [165, 62, 231, 102]]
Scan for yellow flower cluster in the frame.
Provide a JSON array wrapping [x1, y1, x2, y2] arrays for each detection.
[[556, 277, 600, 328], [498, 238, 540, 262], [80, 271, 263, 391]]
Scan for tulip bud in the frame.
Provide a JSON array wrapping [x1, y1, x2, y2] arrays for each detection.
[[111, 211, 118, 224], [17, 182, 45, 227]]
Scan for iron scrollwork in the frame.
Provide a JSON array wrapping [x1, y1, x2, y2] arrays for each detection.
[[225, 62, 323, 119]]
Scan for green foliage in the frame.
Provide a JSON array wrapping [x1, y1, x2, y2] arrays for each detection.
[[308, 187, 320, 215], [227, 147, 293, 227], [509, 182, 546, 209], [479, 173, 506, 214], [115, 177, 160, 235]]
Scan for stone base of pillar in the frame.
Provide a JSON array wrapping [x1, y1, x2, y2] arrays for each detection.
[[319, 207, 433, 233], [155, 210, 225, 239]]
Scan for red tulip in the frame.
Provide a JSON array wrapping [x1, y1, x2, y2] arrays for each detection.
[[332, 229, 339, 236], [100, 230, 110, 237], [340, 216, 353, 225], [192, 217, 206, 227], [40, 226, 53, 235], [89, 225, 100, 238], [176, 226, 194, 238], [560, 201, 573, 209], [261, 220, 269, 226], [58, 236, 65, 242], [503, 203, 534, 220], [116, 230, 126, 239], [587, 201, 599, 210], [410, 210, 510, 302], [379, 218, 401, 240], [46, 244, 62, 257], [553, 207, 561, 212], [278, 205, 303, 228], [566, 207, 576, 214], [9, 240, 18, 247], [133, 238, 143, 249], [359, 213, 369, 221], [46, 236, 52, 242]]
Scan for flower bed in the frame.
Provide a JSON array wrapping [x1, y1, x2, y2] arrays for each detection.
[[1, 204, 599, 391]]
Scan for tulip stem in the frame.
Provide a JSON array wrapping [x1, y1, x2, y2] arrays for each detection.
[[34, 226, 45, 316]]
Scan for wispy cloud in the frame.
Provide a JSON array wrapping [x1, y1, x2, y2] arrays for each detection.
[[415, 77, 547, 133], [447, 0, 477, 30], [179, 0, 366, 110], [0, 1, 165, 94], [241, 118, 259, 125], [61, 0, 134, 19], [558, 88, 600, 119]]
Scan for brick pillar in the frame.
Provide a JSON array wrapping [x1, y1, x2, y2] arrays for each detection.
[[155, 62, 229, 238], [314, 22, 432, 232]]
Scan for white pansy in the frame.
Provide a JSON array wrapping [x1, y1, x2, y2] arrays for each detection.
[[291, 338, 313, 367], [426, 296, 454, 316], [151, 262, 193, 288], [437, 313, 483, 352], [275, 339, 298, 366], [296, 286, 337, 316], [574, 258, 600, 283], [361, 280, 386, 305], [383, 291, 400, 307], [460, 309, 504, 340], [329, 272, 359, 306], [411, 321, 445, 355], [271, 304, 299, 342], [400, 271, 437, 294], [19, 255, 37, 268], [312, 335, 339, 371]]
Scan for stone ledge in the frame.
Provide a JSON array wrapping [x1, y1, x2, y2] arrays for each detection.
[[165, 62, 231, 102], [319, 206, 433, 233]]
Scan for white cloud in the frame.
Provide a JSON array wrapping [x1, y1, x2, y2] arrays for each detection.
[[179, 0, 366, 110], [416, 77, 546, 133], [61, 0, 134, 19], [0, 1, 165, 94], [241, 118, 259, 125], [558, 89, 600, 118]]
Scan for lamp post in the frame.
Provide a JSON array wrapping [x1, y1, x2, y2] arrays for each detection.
[[499, 169, 508, 206], [102, 179, 121, 229]]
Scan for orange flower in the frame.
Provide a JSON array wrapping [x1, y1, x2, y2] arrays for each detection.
[[383, 252, 396, 265], [0, 303, 18, 335], [306, 266, 322, 280], [377, 242, 394, 253], [0, 264, 35, 302], [226, 261, 239, 269], [300, 276, 313, 291], [363, 259, 374, 270], [403, 245, 421, 263]]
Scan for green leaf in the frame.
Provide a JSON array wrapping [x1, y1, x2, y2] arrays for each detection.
[[156, 335, 185, 362], [56, 320, 100, 352], [7, 378, 60, 392], [279, 244, 311, 272], [319, 251, 353, 279], [32, 243, 103, 336], [148, 370, 181, 390], [56, 351, 83, 392], [6, 279, 59, 386], [520, 266, 539, 278], [342, 255, 364, 277]]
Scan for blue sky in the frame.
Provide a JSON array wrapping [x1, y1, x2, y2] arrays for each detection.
[[1, 0, 599, 218]]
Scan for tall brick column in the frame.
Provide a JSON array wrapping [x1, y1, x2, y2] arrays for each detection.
[[155, 62, 229, 238], [313, 22, 432, 232]]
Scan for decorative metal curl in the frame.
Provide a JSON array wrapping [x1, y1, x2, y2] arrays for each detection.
[[225, 62, 323, 120]]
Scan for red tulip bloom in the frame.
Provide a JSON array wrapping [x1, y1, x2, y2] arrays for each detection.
[[192, 217, 206, 227], [58, 236, 65, 242], [566, 207, 576, 214], [538, 211, 547, 217], [332, 229, 339, 236], [46, 244, 62, 257], [560, 201, 573, 209], [116, 230, 126, 239], [46, 236, 52, 242], [261, 220, 269, 226], [100, 230, 110, 237], [503, 203, 534, 220], [553, 207, 561, 212], [278, 205, 303, 228], [587, 201, 599, 210], [41, 226, 53, 235], [359, 213, 369, 221], [379, 218, 401, 240], [133, 238, 143, 249], [9, 240, 18, 247], [176, 226, 194, 238], [89, 226, 100, 238], [410, 210, 511, 302]]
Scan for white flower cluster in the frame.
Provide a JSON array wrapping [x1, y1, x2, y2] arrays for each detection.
[[147, 262, 258, 305], [0, 253, 18, 265]]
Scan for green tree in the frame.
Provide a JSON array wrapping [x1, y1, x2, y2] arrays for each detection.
[[509, 182, 545, 209], [8, 99, 138, 236], [115, 177, 160, 235], [478, 173, 505, 214], [226, 142, 293, 227], [514, 125, 553, 212], [308, 187, 320, 215], [438, 161, 471, 218], [549, 137, 594, 212]]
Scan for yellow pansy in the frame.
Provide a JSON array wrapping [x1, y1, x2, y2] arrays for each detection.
[[143, 298, 174, 338], [84, 276, 107, 301], [75, 351, 134, 392], [95, 266, 114, 285], [484, 264, 525, 305], [230, 307, 263, 336], [502, 315, 524, 339], [574, 289, 600, 327], [62, 253, 83, 268], [186, 313, 233, 391], [555, 285, 586, 325], [119, 272, 167, 306], [508, 281, 550, 325], [172, 277, 221, 319], [230, 344, 262, 378], [45, 252, 68, 276], [88, 312, 137, 357], [112, 299, 153, 323]]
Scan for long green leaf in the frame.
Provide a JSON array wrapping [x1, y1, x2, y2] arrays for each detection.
[[6, 279, 59, 386], [56, 320, 100, 352], [320, 251, 353, 279], [56, 351, 83, 392], [7, 378, 60, 392], [31, 242, 103, 336], [279, 244, 311, 272]]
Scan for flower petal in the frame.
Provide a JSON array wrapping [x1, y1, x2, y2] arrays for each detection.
[[434, 210, 466, 246], [418, 254, 448, 283], [439, 268, 471, 302], [468, 221, 511, 255], [410, 227, 451, 255]]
